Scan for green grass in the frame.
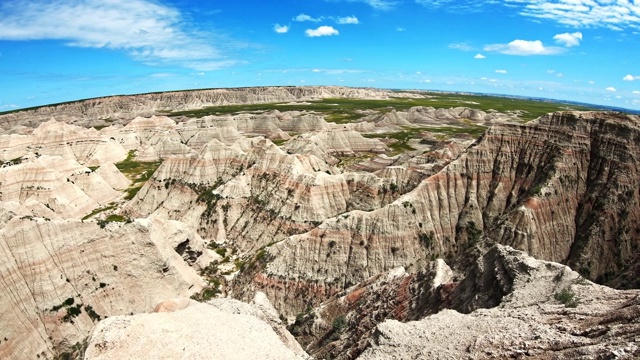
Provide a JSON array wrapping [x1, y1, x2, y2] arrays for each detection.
[[115, 150, 162, 200], [81, 204, 117, 220], [115, 151, 162, 182], [167, 94, 598, 123], [104, 214, 127, 222], [364, 130, 418, 153], [425, 124, 488, 138]]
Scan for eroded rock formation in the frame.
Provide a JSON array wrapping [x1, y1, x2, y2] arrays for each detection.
[[0, 87, 638, 360], [238, 111, 640, 316]]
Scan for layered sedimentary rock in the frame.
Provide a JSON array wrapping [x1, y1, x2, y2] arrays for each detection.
[[1, 84, 639, 360], [360, 245, 640, 359], [0, 86, 420, 131], [284, 130, 388, 164], [0, 215, 211, 360], [123, 136, 406, 254], [238, 111, 640, 315], [283, 245, 640, 359], [0, 119, 128, 166], [361, 106, 515, 127], [0, 155, 121, 219]]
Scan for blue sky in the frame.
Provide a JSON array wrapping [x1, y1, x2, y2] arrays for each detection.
[[1, 0, 640, 111]]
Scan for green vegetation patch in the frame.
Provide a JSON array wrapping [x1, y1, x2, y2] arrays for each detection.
[[97, 214, 131, 228], [426, 124, 488, 139], [0, 157, 24, 167], [116, 150, 162, 183], [115, 150, 162, 201], [82, 204, 117, 220], [167, 93, 599, 123], [271, 139, 288, 146], [555, 287, 580, 308]]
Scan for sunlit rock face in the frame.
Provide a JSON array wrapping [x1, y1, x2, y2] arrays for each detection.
[[235, 111, 640, 316], [83, 297, 308, 360], [0, 86, 419, 131], [0, 85, 638, 360]]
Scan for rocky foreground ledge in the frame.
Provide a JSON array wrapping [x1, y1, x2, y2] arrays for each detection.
[[80, 245, 639, 360]]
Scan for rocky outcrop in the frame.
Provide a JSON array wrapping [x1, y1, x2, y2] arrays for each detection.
[[240, 111, 640, 316], [84, 297, 308, 360], [289, 261, 454, 359], [0, 215, 212, 360], [1, 84, 639, 360], [0, 155, 121, 219], [123, 137, 406, 254], [0, 86, 420, 131], [361, 106, 516, 127], [360, 245, 640, 359], [284, 130, 388, 164], [0, 119, 128, 166]]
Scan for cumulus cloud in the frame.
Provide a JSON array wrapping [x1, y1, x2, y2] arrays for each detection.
[[484, 39, 564, 55], [474, 53, 486, 59], [336, 16, 359, 24], [294, 14, 321, 22], [504, 0, 640, 30], [633, 90, 640, 94], [274, 24, 289, 34], [606, 87, 617, 92], [495, 69, 507, 74], [553, 32, 583, 47], [0, 0, 232, 70], [624, 74, 640, 81], [306, 26, 339, 37]]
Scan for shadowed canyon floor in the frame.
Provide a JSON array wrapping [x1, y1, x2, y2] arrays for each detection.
[[0, 86, 637, 359]]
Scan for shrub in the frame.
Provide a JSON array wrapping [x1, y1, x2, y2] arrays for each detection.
[[332, 315, 346, 331], [555, 288, 579, 308]]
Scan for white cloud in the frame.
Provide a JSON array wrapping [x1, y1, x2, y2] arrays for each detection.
[[274, 24, 289, 34], [294, 14, 321, 22], [484, 39, 564, 55], [624, 74, 640, 81], [553, 32, 583, 47], [495, 69, 508, 74], [396, 27, 406, 31], [633, 90, 640, 94], [415, 0, 492, 12], [449, 42, 473, 51], [606, 87, 617, 92], [344, 0, 397, 10], [336, 16, 359, 24], [474, 53, 486, 59], [309, 68, 365, 74], [0, 0, 232, 70], [505, 0, 640, 30], [305, 26, 339, 37]]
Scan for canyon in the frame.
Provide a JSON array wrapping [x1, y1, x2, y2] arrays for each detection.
[[0, 86, 637, 359]]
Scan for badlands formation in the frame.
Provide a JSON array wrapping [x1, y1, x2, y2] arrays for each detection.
[[0, 86, 637, 359]]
